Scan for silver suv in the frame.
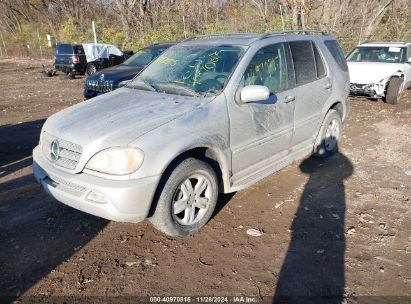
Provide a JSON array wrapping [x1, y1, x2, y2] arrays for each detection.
[[33, 31, 350, 237]]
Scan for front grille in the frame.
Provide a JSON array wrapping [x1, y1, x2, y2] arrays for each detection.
[[41, 132, 82, 170], [84, 79, 114, 93], [350, 83, 365, 91]]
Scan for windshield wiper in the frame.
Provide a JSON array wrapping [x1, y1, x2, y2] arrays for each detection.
[[153, 82, 201, 97], [127, 77, 156, 92]]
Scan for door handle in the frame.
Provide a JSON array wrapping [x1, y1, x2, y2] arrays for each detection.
[[284, 95, 295, 103], [324, 82, 332, 90]]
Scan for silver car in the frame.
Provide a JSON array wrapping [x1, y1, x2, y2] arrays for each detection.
[[33, 31, 350, 237]]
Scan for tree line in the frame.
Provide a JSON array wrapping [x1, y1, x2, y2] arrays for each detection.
[[0, 0, 410, 57]]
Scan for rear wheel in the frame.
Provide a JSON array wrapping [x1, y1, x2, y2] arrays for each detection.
[[68, 71, 75, 79], [149, 158, 218, 237], [86, 63, 97, 76], [314, 109, 342, 158], [59, 72, 73, 80], [384, 77, 402, 104]]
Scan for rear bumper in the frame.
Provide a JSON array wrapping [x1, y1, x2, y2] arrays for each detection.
[[32, 146, 160, 223], [54, 64, 85, 75]]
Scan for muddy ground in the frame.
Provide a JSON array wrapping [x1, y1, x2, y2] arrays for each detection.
[[0, 59, 410, 303]]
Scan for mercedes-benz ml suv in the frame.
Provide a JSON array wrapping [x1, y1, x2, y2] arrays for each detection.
[[33, 31, 349, 237]]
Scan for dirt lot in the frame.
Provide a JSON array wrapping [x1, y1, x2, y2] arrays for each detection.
[[0, 59, 410, 303]]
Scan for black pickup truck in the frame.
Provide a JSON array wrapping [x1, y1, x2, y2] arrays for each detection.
[[54, 43, 133, 78]]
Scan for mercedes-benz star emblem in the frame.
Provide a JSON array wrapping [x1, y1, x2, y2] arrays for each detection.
[[100, 74, 104, 81], [49, 140, 61, 161]]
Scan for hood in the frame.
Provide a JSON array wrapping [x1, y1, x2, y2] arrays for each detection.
[[87, 64, 143, 82], [44, 88, 213, 155], [347, 61, 403, 84]]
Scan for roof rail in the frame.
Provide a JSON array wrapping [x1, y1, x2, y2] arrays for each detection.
[[260, 29, 328, 39], [183, 33, 257, 42], [181, 30, 328, 44], [360, 41, 407, 45]]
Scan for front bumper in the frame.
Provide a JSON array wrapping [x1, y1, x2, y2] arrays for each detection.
[[83, 89, 103, 99], [32, 146, 160, 223], [349, 83, 385, 98]]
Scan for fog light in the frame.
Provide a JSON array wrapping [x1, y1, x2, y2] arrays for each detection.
[[86, 190, 108, 203]]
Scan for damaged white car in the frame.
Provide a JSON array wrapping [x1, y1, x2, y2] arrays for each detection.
[[347, 42, 411, 104]]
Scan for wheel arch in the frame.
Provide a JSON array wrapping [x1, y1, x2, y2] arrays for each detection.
[[330, 101, 344, 119], [384, 71, 405, 93], [147, 145, 230, 217]]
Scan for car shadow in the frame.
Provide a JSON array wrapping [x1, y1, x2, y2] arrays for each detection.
[[0, 174, 108, 302], [0, 119, 108, 302], [0, 119, 45, 168], [214, 192, 236, 216], [273, 152, 353, 304]]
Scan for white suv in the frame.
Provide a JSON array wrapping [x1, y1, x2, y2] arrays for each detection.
[[347, 42, 411, 104]]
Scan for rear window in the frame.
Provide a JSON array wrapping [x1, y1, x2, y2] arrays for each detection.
[[289, 41, 317, 86], [123, 47, 167, 67], [73, 45, 84, 55], [324, 40, 348, 71], [55, 44, 73, 55]]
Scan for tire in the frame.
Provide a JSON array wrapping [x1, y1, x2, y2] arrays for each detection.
[[149, 158, 218, 237], [314, 109, 342, 158], [383, 77, 403, 104], [68, 71, 75, 79], [38, 71, 49, 78], [59, 73, 71, 80], [86, 63, 97, 76]]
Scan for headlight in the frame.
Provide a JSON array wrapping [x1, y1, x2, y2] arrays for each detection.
[[117, 80, 131, 88], [85, 147, 144, 175]]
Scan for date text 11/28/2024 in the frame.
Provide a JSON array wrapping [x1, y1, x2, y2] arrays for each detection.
[[149, 296, 259, 303]]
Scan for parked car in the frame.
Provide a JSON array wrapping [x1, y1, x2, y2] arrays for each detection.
[[347, 42, 411, 104], [54, 43, 87, 78], [54, 43, 133, 78], [83, 42, 175, 99], [33, 31, 349, 237]]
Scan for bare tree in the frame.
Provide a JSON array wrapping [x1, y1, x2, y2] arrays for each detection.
[[251, 0, 269, 31], [361, 0, 394, 42], [113, 0, 140, 41]]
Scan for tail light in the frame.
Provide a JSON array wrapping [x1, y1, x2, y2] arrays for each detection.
[[72, 55, 80, 64]]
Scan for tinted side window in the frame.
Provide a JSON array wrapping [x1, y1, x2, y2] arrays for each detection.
[[56, 44, 73, 55], [324, 40, 348, 71], [313, 42, 326, 78], [289, 41, 316, 85], [244, 43, 289, 93]]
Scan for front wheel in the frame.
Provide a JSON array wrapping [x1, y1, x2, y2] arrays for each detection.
[[314, 109, 342, 158], [383, 77, 403, 104], [149, 158, 218, 237]]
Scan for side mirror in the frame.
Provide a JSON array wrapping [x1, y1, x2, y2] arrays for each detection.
[[240, 85, 270, 103]]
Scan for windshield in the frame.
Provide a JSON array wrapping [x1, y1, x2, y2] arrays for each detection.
[[127, 44, 244, 96], [123, 47, 166, 67], [347, 46, 405, 63]]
